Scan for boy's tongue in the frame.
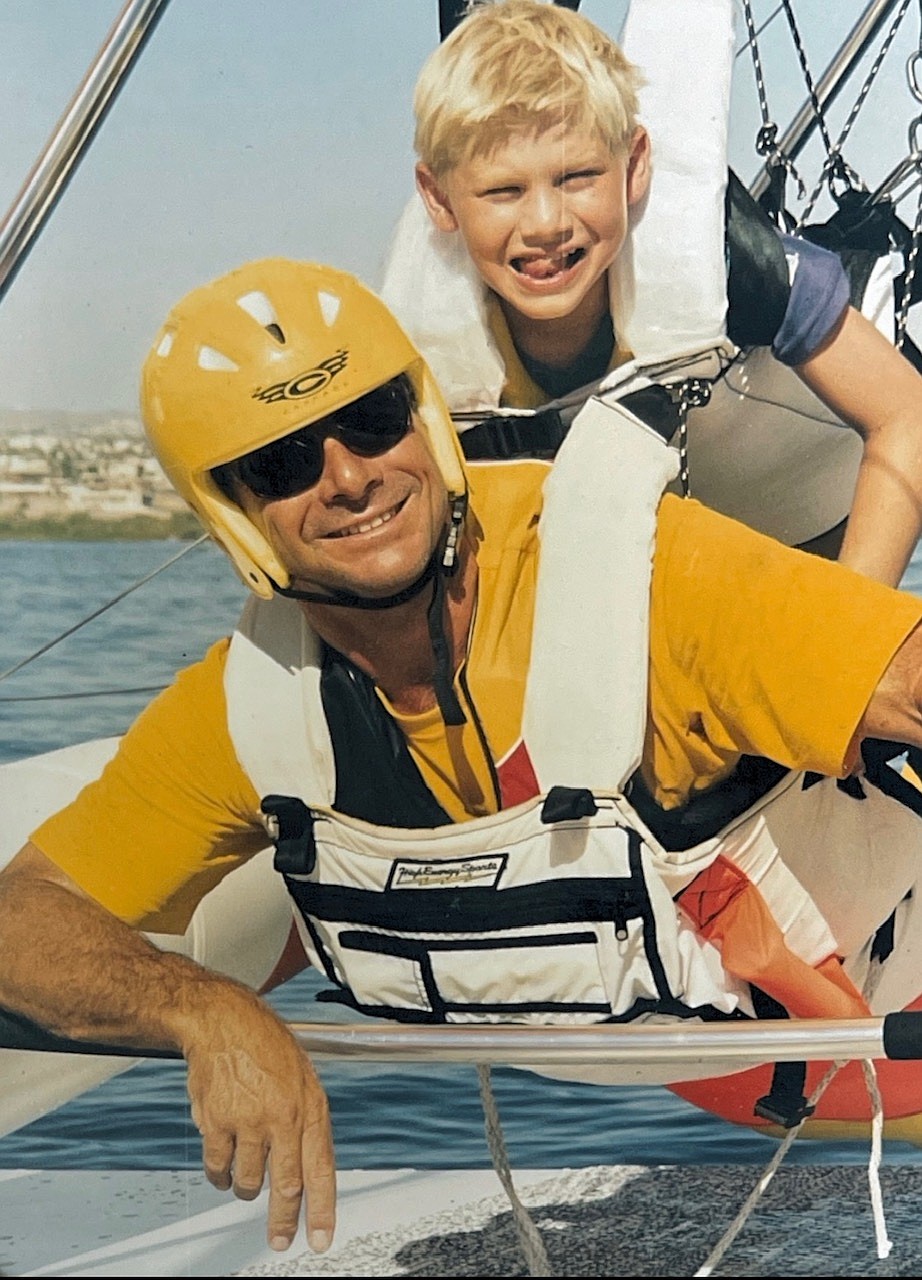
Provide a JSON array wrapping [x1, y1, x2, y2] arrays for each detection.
[[515, 248, 585, 280], [517, 254, 565, 280]]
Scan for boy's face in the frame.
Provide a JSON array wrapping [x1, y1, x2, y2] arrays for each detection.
[[416, 123, 650, 328]]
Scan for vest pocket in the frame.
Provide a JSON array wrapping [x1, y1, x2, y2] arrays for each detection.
[[335, 925, 613, 1023], [280, 798, 750, 1025]]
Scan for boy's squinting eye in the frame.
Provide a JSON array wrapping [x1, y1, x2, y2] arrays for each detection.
[[559, 169, 602, 186], [480, 185, 522, 199]]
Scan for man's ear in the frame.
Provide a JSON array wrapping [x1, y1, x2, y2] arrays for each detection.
[[415, 163, 459, 233], [626, 126, 652, 207]]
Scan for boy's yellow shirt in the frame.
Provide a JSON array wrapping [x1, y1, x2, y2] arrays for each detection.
[[486, 294, 631, 407], [31, 461, 922, 932]]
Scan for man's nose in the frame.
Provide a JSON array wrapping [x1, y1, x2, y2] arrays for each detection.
[[519, 186, 572, 244], [317, 434, 380, 501]]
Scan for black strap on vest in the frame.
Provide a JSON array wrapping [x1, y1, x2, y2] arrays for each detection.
[[750, 987, 815, 1129], [459, 406, 570, 461], [626, 756, 789, 852], [459, 383, 685, 463], [262, 795, 316, 875], [320, 646, 453, 828]]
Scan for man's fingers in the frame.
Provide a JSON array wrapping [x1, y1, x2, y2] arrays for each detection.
[[266, 1142, 304, 1253], [232, 1134, 269, 1200], [185, 1006, 337, 1253], [302, 1103, 336, 1253], [201, 1128, 234, 1191]]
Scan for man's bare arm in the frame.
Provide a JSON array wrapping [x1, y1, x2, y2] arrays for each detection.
[[858, 621, 922, 747], [0, 842, 335, 1254]]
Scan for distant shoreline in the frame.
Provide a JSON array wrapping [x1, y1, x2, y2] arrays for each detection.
[[0, 512, 204, 541]]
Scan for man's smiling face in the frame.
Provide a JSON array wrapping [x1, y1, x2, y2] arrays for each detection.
[[233, 399, 450, 604]]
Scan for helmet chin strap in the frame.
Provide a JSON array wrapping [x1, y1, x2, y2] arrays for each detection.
[[271, 496, 468, 725]]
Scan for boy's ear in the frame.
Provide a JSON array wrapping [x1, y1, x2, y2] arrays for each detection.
[[626, 127, 652, 207], [416, 163, 460, 233]]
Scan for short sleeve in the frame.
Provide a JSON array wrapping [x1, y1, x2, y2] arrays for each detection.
[[645, 495, 922, 809], [30, 638, 265, 931], [771, 234, 850, 366]]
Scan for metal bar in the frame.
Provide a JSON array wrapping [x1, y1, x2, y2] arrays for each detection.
[[10, 1012, 922, 1065], [288, 1018, 891, 1066], [750, 0, 903, 200], [0, 0, 171, 307], [872, 148, 922, 204]]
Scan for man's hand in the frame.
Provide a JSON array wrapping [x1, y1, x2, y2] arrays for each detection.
[[183, 987, 336, 1254], [0, 843, 337, 1255]]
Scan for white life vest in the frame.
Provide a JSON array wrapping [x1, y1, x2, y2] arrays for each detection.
[[221, 394, 922, 1076]]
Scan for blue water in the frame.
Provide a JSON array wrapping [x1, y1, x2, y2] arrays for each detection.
[[2, 538, 922, 1172]]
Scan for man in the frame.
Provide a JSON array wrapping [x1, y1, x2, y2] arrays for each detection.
[[1, 257, 922, 1255]]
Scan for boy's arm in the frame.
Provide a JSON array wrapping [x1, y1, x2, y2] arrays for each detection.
[[794, 305, 922, 587], [0, 841, 336, 1255]]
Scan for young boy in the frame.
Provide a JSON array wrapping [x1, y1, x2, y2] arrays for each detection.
[[381, 0, 922, 589]]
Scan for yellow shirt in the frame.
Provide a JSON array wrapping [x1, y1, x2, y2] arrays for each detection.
[[486, 294, 631, 408], [32, 462, 922, 932]]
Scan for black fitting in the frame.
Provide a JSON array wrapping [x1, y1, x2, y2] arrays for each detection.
[[754, 1091, 815, 1129], [883, 1011, 922, 1060], [261, 794, 316, 876], [540, 786, 599, 824]]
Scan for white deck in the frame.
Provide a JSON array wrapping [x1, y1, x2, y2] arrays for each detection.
[[5, 1162, 922, 1277], [1, 1166, 556, 1277]]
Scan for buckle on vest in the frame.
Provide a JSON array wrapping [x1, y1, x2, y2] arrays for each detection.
[[754, 1060, 815, 1129], [261, 795, 316, 876], [753, 1090, 815, 1129], [540, 786, 599, 824]]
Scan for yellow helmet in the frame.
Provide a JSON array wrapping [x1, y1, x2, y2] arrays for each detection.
[[140, 258, 467, 598]]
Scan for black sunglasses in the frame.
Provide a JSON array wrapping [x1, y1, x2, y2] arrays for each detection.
[[218, 378, 414, 501]]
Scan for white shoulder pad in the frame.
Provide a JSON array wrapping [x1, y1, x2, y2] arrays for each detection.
[[613, 0, 735, 362]]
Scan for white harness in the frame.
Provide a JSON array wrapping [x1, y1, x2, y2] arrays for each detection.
[[226, 399, 751, 1025], [224, 395, 896, 1035]]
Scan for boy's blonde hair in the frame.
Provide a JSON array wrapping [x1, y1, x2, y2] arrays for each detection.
[[414, 0, 641, 177]]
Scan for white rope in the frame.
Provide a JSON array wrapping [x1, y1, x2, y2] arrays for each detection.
[[692, 1059, 846, 1277], [861, 1058, 894, 1259], [477, 1064, 552, 1277], [477, 1049, 893, 1276]]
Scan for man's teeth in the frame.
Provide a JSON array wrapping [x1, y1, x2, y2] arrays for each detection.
[[334, 505, 399, 537]]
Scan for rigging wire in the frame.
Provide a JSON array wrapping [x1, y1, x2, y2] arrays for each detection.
[[735, 2, 785, 57], [797, 0, 914, 223], [0, 686, 166, 703], [740, 0, 808, 199], [0, 532, 210, 686], [781, 0, 839, 162]]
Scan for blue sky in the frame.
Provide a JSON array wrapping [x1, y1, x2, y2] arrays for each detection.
[[0, 0, 918, 412]]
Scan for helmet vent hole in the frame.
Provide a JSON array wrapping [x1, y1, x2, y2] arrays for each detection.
[[198, 345, 239, 372], [236, 289, 278, 329], [156, 332, 174, 358], [264, 322, 286, 343], [318, 290, 341, 326]]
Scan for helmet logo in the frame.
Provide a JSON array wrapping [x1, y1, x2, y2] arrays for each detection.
[[252, 349, 349, 403]]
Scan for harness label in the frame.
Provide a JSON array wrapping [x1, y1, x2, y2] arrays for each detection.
[[388, 853, 507, 891]]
